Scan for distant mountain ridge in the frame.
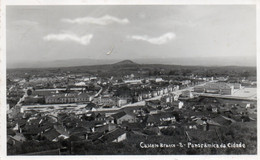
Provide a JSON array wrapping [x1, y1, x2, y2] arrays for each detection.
[[7, 56, 256, 69]]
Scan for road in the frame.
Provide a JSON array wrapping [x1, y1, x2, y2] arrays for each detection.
[[94, 82, 208, 112]]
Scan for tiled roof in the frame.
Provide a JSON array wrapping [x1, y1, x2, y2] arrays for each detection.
[[42, 128, 61, 141], [111, 111, 127, 119], [100, 128, 126, 142], [69, 126, 90, 136]]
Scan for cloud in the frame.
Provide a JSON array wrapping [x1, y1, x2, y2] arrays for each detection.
[[128, 32, 176, 45], [43, 33, 93, 45], [61, 15, 129, 25]]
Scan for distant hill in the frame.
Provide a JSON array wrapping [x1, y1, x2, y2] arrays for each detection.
[[114, 60, 137, 65]]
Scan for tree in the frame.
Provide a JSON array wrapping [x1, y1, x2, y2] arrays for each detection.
[[27, 89, 32, 96]]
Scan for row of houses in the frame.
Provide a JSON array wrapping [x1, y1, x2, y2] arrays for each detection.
[[45, 92, 91, 104], [136, 85, 180, 101]]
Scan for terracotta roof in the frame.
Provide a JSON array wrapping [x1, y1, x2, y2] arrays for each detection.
[[211, 116, 232, 126], [23, 125, 43, 135], [42, 128, 61, 141], [10, 133, 26, 142], [111, 111, 127, 119], [100, 128, 126, 142], [69, 126, 90, 136]]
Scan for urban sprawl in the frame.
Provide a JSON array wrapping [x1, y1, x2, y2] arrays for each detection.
[[6, 61, 257, 155]]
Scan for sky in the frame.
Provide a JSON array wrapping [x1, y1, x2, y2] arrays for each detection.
[[6, 5, 256, 67]]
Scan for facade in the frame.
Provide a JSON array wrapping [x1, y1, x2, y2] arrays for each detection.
[[194, 86, 205, 93], [124, 79, 142, 84], [117, 96, 132, 107], [146, 112, 176, 126], [181, 90, 194, 99], [45, 93, 90, 104], [172, 101, 184, 109], [194, 82, 234, 95], [117, 99, 128, 107], [93, 96, 117, 106], [230, 83, 242, 89]]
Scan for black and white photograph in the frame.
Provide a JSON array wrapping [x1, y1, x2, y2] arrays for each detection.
[[1, 0, 258, 158]]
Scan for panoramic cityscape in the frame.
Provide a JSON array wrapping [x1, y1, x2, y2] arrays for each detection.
[[6, 5, 256, 155]]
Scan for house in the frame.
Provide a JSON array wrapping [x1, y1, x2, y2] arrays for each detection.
[[143, 126, 161, 135], [230, 83, 242, 89], [22, 124, 43, 138], [184, 121, 198, 130], [10, 133, 26, 143], [75, 93, 90, 102], [42, 128, 61, 142], [95, 123, 117, 133], [133, 95, 143, 102], [54, 124, 70, 138], [93, 96, 117, 106], [94, 113, 106, 122], [141, 91, 151, 99], [146, 100, 161, 109], [161, 94, 178, 103], [146, 112, 177, 126], [180, 90, 194, 99], [85, 103, 99, 112], [155, 78, 163, 82], [194, 86, 205, 93], [172, 100, 184, 109], [110, 111, 136, 124], [152, 91, 158, 97], [147, 106, 160, 115], [192, 105, 205, 112], [211, 116, 233, 126], [211, 105, 219, 113], [68, 126, 91, 140], [124, 79, 142, 84], [100, 128, 126, 143], [117, 96, 131, 107], [121, 122, 146, 131]]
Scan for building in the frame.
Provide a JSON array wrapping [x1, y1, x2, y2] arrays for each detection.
[[117, 96, 132, 107], [161, 93, 178, 103], [123, 79, 142, 84], [155, 78, 163, 82], [110, 111, 136, 124], [93, 96, 117, 106], [230, 83, 242, 89], [45, 92, 90, 104], [194, 82, 234, 95], [194, 86, 205, 93], [180, 90, 194, 99], [173, 101, 184, 109], [146, 112, 177, 126]]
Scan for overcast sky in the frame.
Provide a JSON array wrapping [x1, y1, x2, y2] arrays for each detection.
[[7, 5, 256, 65]]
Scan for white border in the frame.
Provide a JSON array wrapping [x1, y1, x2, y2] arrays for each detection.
[[3, 0, 258, 5], [0, 0, 259, 160]]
